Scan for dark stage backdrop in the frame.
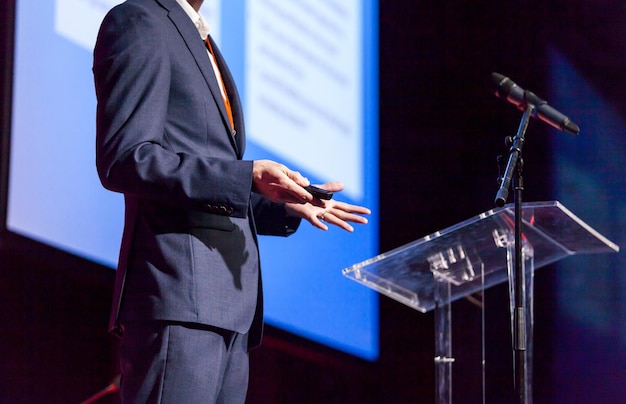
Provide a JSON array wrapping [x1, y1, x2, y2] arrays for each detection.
[[1, 1, 624, 403], [544, 1, 626, 402]]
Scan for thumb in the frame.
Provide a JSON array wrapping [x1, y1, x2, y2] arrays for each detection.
[[317, 181, 344, 192]]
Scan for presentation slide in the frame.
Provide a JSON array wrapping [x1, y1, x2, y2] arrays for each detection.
[[246, 1, 364, 199], [8, 0, 379, 359]]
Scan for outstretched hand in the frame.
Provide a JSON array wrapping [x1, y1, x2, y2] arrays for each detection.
[[285, 182, 371, 232]]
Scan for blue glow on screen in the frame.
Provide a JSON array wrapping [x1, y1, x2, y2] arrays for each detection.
[[8, 0, 379, 360]]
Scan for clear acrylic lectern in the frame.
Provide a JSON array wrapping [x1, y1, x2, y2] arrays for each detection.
[[342, 201, 619, 403]]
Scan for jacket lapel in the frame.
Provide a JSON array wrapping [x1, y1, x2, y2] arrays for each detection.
[[161, 0, 240, 156], [206, 35, 246, 158]]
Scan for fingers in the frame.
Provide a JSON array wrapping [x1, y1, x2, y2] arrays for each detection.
[[285, 168, 310, 188], [317, 209, 353, 232], [286, 199, 370, 233], [330, 200, 371, 216], [312, 212, 330, 231], [314, 201, 371, 232], [252, 160, 312, 203], [328, 209, 369, 226], [273, 177, 311, 203], [273, 187, 311, 204]]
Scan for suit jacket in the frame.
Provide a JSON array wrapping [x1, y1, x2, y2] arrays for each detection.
[[93, 0, 299, 347]]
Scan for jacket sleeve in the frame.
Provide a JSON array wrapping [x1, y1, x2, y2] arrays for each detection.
[[251, 193, 301, 236], [93, 4, 252, 218]]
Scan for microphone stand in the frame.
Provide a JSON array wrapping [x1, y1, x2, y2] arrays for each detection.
[[494, 94, 535, 404]]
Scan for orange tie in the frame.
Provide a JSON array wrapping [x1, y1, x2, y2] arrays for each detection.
[[204, 36, 235, 132]]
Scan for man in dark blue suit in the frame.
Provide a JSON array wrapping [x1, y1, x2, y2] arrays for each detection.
[[93, 0, 370, 402]]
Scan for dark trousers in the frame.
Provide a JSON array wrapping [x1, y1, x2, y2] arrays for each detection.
[[119, 321, 249, 404]]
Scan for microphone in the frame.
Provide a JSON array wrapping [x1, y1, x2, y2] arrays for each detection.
[[491, 72, 580, 135]]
